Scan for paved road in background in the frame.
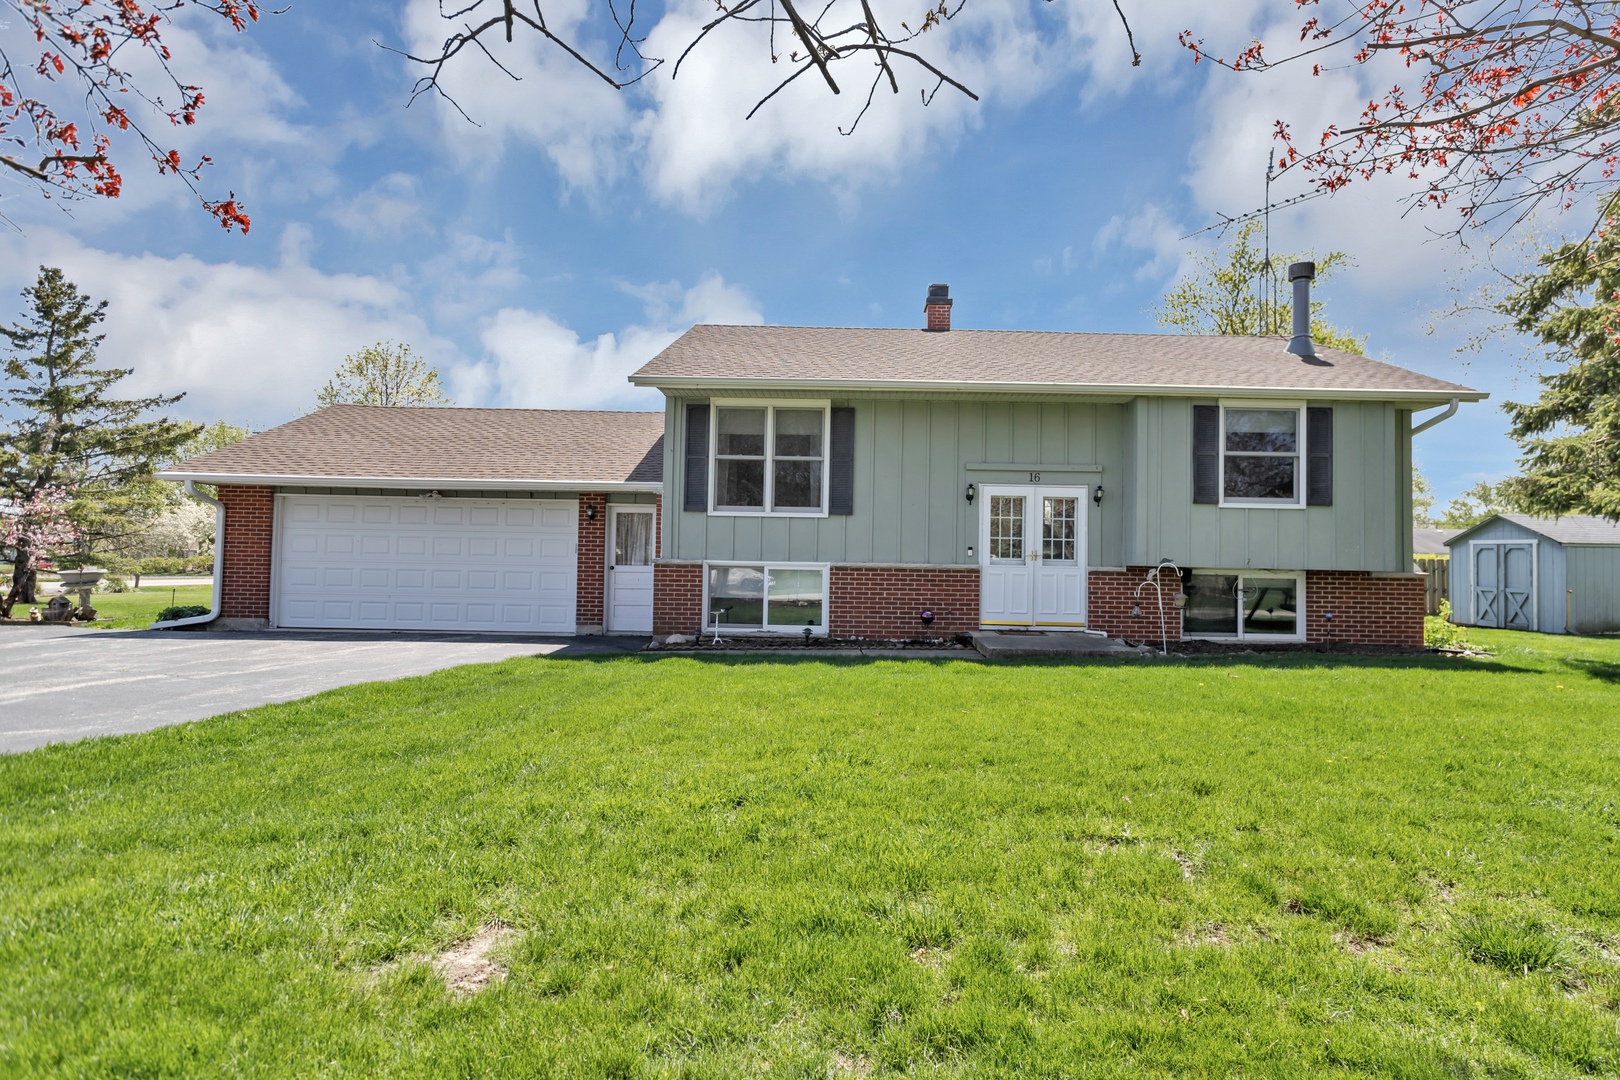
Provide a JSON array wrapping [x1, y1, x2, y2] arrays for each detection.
[[0, 627, 646, 753]]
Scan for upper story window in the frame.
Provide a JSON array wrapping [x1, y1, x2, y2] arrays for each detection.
[[712, 403, 828, 514], [1222, 405, 1303, 507]]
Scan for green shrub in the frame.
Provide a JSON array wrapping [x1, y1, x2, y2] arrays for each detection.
[[154, 605, 211, 623], [1454, 916, 1561, 972], [1425, 600, 1470, 650]]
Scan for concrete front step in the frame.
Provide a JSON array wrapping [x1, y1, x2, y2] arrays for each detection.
[[971, 630, 1152, 659]]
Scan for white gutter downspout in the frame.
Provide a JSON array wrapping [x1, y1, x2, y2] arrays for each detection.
[[150, 480, 223, 630], [1411, 397, 1460, 436]]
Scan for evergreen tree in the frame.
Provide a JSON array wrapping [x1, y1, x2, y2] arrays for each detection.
[[1155, 221, 1367, 354], [316, 343, 452, 408], [1, 267, 199, 612], [1498, 231, 1620, 519]]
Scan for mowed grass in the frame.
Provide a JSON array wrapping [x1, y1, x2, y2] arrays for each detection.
[[85, 585, 213, 629], [3, 631, 1620, 1077]]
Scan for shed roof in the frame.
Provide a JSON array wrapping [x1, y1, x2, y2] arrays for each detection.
[[158, 405, 665, 490], [1446, 512, 1620, 547], [630, 325, 1484, 402]]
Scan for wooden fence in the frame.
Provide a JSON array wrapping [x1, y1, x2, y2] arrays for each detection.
[[1414, 555, 1450, 616]]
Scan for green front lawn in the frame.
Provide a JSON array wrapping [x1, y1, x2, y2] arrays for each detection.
[[3, 630, 1619, 1076], [85, 585, 213, 629]]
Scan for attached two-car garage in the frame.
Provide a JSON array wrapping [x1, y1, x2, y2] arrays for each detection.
[[275, 495, 579, 633], [157, 405, 667, 635]]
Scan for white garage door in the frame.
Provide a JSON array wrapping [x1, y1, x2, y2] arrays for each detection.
[[275, 495, 577, 633]]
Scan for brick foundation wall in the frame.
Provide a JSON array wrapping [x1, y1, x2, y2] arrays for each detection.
[[1086, 566, 1425, 647], [1088, 567, 1183, 642], [575, 494, 607, 632], [828, 565, 979, 639], [218, 484, 274, 620], [654, 561, 704, 635], [1305, 571, 1425, 647]]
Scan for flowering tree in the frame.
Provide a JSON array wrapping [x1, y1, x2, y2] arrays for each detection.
[[1181, 1, 1620, 242], [2, 267, 199, 610], [1, 487, 78, 617], [1, 0, 259, 231]]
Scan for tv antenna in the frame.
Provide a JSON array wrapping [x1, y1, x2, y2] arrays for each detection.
[[1263, 150, 1274, 336]]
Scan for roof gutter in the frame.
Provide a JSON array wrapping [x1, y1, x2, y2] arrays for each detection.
[[156, 472, 663, 494], [150, 480, 222, 631], [1411, 397, 1460, 436], [628, 375, 1488, 404]]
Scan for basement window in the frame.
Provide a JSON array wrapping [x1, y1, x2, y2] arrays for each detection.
[[1183, 572, 1304, 641], [704, 562, 828, 635]]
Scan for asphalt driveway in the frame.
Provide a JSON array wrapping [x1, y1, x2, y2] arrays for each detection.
[[0, 626, 647, 753]]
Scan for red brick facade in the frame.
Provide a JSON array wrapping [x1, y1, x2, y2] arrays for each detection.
[[828, 565, 979, 639], [1304, 571, 1425, 647], [575, 493, 607, 631], [653, 561, 704, 635], [1088, 567, 1183, 641], [1088, 566, 1425, 647], [217, 484, 274, 621]]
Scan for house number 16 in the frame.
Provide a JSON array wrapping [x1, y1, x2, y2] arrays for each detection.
[[1028, 472, 1041, 482]]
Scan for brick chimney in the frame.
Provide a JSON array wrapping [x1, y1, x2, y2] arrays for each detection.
[[924, 283, 952, 331]]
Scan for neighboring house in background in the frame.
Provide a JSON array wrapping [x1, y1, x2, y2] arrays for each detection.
[[629, 282, 1484, 647], [1446, 513, 1620, 634], [160, 280, 1484, 647], [1414, 528, 1461, 558], [158, 407, 663, 633]]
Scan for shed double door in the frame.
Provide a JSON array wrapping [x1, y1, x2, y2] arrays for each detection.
[[1472, 541, 1536, 630], [978, 485, 1088, 628]]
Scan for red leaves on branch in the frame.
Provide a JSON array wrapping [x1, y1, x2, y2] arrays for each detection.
[[1, 0, 257, 232], [1182, 0, 1620, 238]]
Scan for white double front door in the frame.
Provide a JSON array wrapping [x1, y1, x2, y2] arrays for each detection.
[[978, 485, 1088, 628], [606, 506, 656, 633]]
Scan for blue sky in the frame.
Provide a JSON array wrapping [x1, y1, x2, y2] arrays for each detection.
[[0, 0, 1537, 503]]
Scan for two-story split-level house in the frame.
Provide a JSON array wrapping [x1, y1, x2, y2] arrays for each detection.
[[162, 277, 1482, 646]]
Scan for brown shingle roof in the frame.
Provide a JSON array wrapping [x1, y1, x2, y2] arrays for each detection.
[[630, 325, 1484, 400], [160, 405, 664, 488]]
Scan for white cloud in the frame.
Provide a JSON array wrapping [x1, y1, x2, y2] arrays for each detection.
[[329, 173, 432, 239], [457, 272, 762, 408], [1093, 204, 1187, 282], [391, 0, 1276, 212], [401, 0, 634, 193], [0, 228, 452, 427]]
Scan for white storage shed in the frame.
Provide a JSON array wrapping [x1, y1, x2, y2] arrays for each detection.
[[1446, 513, 1620, 634]]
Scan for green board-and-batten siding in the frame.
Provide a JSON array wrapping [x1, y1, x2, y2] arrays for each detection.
[[1123, 398, 1411, 572], [661, 394, 1412, 573]]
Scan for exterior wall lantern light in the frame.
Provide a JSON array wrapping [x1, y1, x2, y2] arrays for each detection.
[[586, 504, 597, 521], [1093, 485, 1104, 506], [965, 482, 976, 504]]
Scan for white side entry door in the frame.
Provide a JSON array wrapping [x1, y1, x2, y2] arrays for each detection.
[[978, 485, 1088, 629], [606, 506, 655, 633]]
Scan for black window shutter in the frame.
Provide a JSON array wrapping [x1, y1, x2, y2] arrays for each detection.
[[1307, 406, 1333, 506], [1192, 405, 1220, 504], [683, 402, 709, 512], [829, 406, 855, 515]]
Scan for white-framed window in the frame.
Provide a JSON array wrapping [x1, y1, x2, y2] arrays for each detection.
[[1182, 571, 1305, 641], [1220, 401, 1305, 508], [704, 561, 829, 635], [711, 401, 830, 516]]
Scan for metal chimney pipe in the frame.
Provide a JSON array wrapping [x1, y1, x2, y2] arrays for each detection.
[[1287, 261, 1315, 358]]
